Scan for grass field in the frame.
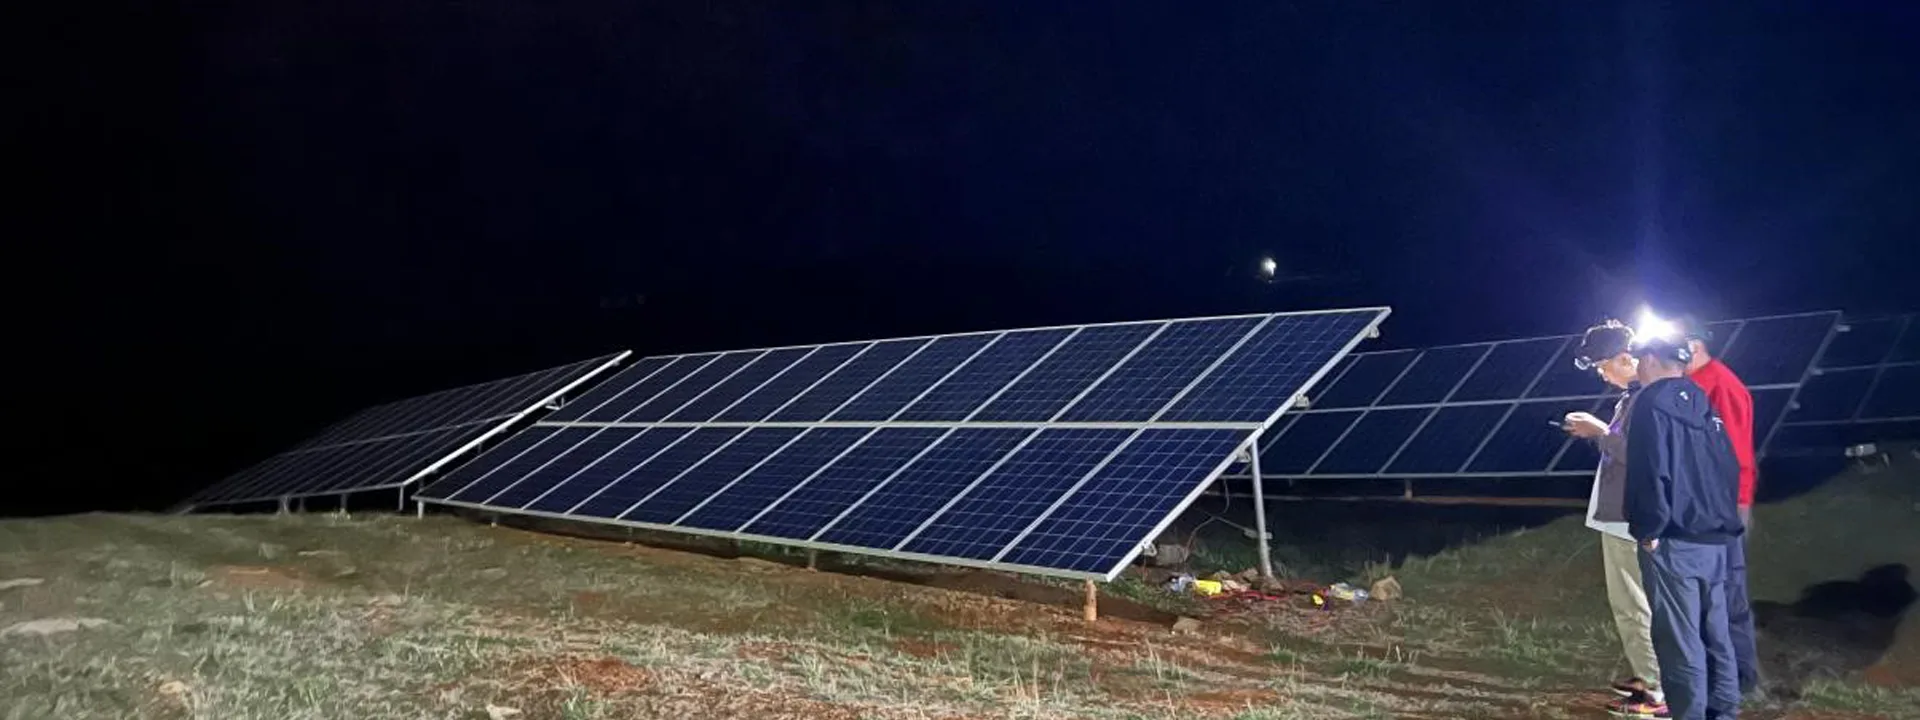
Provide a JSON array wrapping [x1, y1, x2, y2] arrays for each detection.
[[3, 453, 1915, 719]]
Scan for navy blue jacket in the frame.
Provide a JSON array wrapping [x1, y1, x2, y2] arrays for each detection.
[[1624, 376, 1745, 544]]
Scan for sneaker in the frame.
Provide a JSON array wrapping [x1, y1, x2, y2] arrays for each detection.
[[1607, 693, 1670, 718], [1610, 677, 1651, 697]]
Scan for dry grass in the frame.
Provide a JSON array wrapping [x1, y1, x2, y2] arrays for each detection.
[[1, 451, 1913, 719]]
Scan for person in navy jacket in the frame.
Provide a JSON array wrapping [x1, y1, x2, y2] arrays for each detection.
[[1624, 332, 1747, 720]]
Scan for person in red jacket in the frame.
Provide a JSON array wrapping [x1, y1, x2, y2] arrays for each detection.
[[1674, 315, 1763, 698]]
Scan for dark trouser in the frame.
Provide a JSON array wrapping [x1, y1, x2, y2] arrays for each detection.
[[1726, 537, 1761, 692], [1641, 539, 1740, 720]]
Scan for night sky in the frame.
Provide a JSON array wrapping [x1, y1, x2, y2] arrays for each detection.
[[21, 2, 1919, 515]]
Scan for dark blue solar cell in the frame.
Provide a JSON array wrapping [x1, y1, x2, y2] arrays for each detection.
[[428, 426, 565, 502], [1468, 400, 1600, 473], [234, 445, 331, 498], [972, 324, 1163, 421], [1161, 310, 1384, 422], [815, 428, 1033, 549], [1813, 317, 1906, 368], [829, 335, 999, 421], [1859, 364, 1920, 419], [620, 352, 764, 422], [524, 428, 692, 514], [1305, 351, 1416, 409], [401, 382, 501, 432], [1377, 346, 1490, 406], [902, 429, 1132, 561], [1892, 319, 1920, 363], [1311, 409, 1429, 474], [665, 348, 814, 422], [1789, 369, 1875, 422], [459, 363, 572, 422], [769, 340, 929, 422], [622, 428, 807, 524], [558, 355, 717, 422], [224, 449, 314, 500], [715, 344, 867, 421], [1256, 412, 1360, 474], [1527, 339, 1611, 400], [486, 429, 639, 509], [1058, 317, 1265, 422], [677, 428, 872, 532], [314, 426, 477, 494], [743, 428, 950, 540], [1751, 388, 1794, 450], [1385, 404, 1509, 475], [1717, 314, 1838, 386], [895, 330, 1073, 421], [570, 428, 744, 518], [1001, 429, 1250, 575], [1451, 338, 1564, 402]]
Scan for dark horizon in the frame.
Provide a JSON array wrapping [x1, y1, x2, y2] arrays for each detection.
[[19, 1, 1920, 515]]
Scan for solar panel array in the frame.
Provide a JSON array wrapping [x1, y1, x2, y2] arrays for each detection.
[[188, 353, 630, 508], [1776, 314, 1919, 427], [416, 309, 1391, 581], [1238, 312, 1841, 481]]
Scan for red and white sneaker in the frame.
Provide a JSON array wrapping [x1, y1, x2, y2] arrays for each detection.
[[1607, 692, 1670, 718]]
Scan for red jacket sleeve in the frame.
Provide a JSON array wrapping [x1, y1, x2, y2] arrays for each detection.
[[1707, 378, 1757, 507]]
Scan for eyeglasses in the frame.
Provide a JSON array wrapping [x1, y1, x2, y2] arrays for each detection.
[[1573, 353, 1629, 372]]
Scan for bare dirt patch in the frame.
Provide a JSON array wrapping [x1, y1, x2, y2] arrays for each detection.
[[510, 655, 653, 695], [208, 564, 307, 591]]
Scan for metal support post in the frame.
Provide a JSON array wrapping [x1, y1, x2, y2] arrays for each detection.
[[278, 497, 290, 515], [397, 488, 406, 513], [1249, 439, 1275, 583], [806, 549, 819, 571], [414, 501, 424, 519], [1083, 580, 1099, 623]]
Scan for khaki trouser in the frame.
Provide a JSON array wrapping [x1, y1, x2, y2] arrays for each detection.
[[1601, 533, 1662, 689]]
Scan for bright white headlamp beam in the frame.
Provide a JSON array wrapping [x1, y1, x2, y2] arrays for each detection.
[[1636, 306, 1678, 342]]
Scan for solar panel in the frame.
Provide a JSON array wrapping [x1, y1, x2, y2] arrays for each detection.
[[415, 308, 1391, 581], [187, 353, 631, 508], [1238, 311, 1840, 482], [1770, 314, 1920, 456]]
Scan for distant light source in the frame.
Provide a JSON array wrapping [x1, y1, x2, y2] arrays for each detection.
[[1258, 255, 1278, 281]]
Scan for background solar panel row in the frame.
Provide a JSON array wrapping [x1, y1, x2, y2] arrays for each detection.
[[1241, 311, 1839, 480], [189, 352, 630, 507], [416, 309, 1391, 580]]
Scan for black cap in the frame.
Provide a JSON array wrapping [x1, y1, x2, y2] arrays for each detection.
[[1631, 333, 1693, 365], [1574, 320, 1634, 370]]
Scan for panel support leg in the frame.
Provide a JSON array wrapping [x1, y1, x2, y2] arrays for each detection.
[[1403, 479, 1414, 500], [806, 549, 819, 571], [1083, 580, 1099, 623], [398, 488, 406, 513], [278, 497, 289, 515], [1249, 439, 1276, 584], [415, 501, 424, 519], [297, 497, 306, 513]]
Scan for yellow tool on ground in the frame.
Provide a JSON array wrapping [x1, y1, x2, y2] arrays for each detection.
[[1192, 579, 1224, 596]]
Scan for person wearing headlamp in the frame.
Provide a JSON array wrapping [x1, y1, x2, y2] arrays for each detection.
[[1666, 315, 1764, 700], [1565, 320, 1669, 717], [1623, 330, 1746, 720]]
